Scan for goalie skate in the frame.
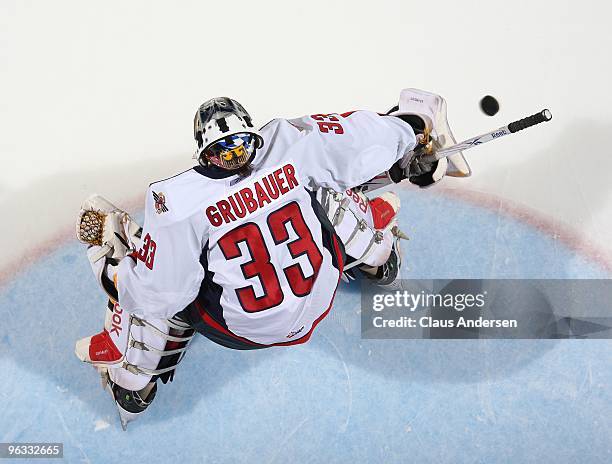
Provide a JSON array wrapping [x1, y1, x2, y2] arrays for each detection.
[[360, 225, 407, 287], [100, 368, 157, 431]]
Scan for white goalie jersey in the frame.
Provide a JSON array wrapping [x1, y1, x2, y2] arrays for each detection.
[[116, 110, 417, 346]]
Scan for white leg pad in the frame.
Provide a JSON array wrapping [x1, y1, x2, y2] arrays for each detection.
[[108, 317, 170, 391], [318, 189, 400, 268]]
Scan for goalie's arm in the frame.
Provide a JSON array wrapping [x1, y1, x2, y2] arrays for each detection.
[[356, 114, 446, 192], [115, 188, 206, 320], [286, 110, 418, 192]]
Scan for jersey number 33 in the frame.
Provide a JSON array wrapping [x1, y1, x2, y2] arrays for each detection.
[[217, 201, 323, 313]]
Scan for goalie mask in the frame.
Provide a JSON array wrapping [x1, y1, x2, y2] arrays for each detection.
[[193, 97, 264, 170]]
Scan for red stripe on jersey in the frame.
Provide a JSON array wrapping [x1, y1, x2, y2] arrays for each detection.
[[194, 300, 259, 346], [339, 111, 357, 118]]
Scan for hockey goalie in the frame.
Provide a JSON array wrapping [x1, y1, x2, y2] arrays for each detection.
[[75, 89, 470, 429]]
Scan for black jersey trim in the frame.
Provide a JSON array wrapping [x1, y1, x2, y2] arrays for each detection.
[[258, 118, 277, 132], [193, 150, 258, 180], [193, 241, 229, 329], [180, 302, 267, 350], [193, 164, 237, 179], [149, 167, 194, 187], [307, 188, 346, 272]]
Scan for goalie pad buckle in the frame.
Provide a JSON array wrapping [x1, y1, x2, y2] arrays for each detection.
[[76, 301, 195, 390], [318, 188, 405, 272]]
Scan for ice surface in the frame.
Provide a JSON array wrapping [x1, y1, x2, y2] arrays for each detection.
[[1, 189, 610, 463]]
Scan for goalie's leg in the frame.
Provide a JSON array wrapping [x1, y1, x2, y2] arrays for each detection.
[[76, 303, 195, 430], [358, 233, 403, 286], [320, 189, 407, 286], [354, 193, 406, 286]]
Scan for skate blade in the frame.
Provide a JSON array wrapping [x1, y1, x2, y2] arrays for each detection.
[[119, 411, 129, 431], [116, 406, 141, 431], [103, 378, 138, 431], [391, 225, 409, 241]]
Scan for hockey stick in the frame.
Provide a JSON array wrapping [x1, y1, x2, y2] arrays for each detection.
[[419, 109, 552, 163]]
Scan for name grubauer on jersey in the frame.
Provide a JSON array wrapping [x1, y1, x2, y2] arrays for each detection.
[[116, 110, 417, 346]]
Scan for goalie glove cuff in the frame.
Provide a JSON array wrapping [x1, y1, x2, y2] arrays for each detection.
[[387, 154, 440, 187], [407, 162, 440, 187], [87, 247, 120, 302]]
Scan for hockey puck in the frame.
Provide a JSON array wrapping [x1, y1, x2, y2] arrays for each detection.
[[480, 95, 499, 116]]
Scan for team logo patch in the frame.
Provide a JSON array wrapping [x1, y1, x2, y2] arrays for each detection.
[[153, 191, 168, 214]]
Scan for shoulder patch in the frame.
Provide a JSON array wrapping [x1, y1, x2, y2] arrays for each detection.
[[152, 191, 169, 214], [149, 167, 194, 187]]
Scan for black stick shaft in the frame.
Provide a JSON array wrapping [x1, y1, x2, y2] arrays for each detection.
[[508, 109, 553, 133]]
